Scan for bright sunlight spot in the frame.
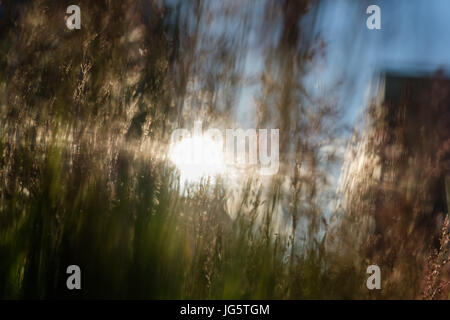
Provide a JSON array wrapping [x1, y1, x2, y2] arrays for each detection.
[[169, 135, 226, 184]]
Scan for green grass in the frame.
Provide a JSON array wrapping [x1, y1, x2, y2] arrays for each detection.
[[0, 130, 366, 299]]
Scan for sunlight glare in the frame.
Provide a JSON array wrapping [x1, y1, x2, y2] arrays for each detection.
[[169, 135, 226, 184]]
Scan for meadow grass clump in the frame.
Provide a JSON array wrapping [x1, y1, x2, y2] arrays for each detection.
[[0, 0, 448, 300], [0, 121, 366, 299]]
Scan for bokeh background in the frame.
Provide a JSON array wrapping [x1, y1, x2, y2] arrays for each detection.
[[0, 0, 448, 299]]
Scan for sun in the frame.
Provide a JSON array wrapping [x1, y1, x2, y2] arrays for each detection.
[[168, 135, 226, 184]]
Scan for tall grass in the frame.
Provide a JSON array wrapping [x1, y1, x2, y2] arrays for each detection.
[[0, 0, 448, 299]]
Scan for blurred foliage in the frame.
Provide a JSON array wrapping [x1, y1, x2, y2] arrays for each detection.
[[0, 0, 447, 299]]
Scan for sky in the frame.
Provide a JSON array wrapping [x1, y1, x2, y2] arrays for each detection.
[[235, 0, 450, 129], [315, 0, 450, 126]]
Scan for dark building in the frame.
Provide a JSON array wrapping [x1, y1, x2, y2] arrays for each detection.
[[340, 70, 450, 267], [374, 72, 450, 235]]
